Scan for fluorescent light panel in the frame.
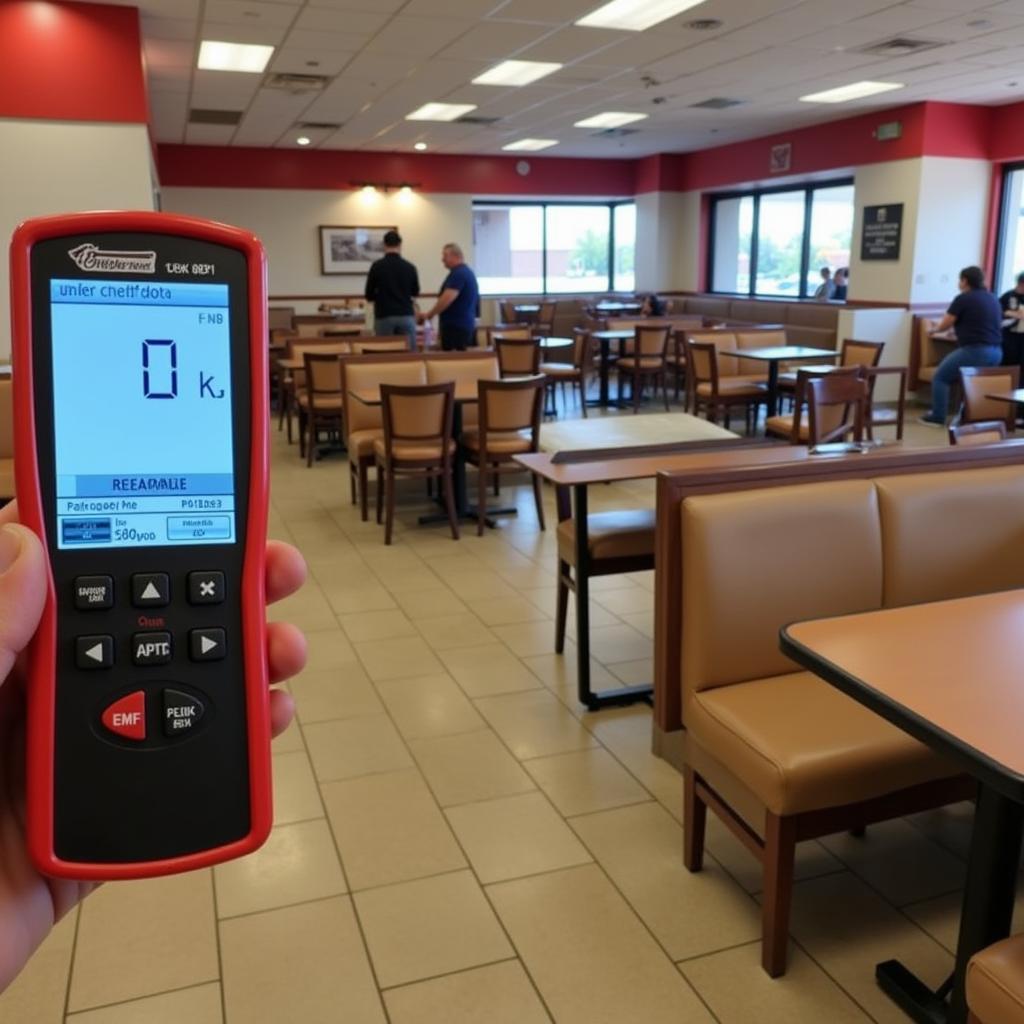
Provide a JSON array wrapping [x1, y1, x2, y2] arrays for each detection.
[[406, 102, 477, 121], [575, 111, 648, 129], [576, 0, 708, 32], [473, 60, 563, 87], [800, 80, 904, 103], [502, 138, 559, 152], [197, 40, 274, 73]]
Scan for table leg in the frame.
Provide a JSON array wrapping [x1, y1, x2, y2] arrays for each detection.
[[874, 783, 1023, 1024], [595, 340, 610, 408], [766, 360, 780, 418]]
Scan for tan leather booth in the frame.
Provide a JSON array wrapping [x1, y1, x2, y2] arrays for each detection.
[[909, 313, 952, 391], [968, 935, 1024, 1024]]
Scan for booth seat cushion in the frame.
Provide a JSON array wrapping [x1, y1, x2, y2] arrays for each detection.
[[764, 413, 808, 441], [618, 356, 663, 370], [557, 509, 656, 562], [696, 379, 766, 397], [374, 438, 455, 462], [540, 362, 578, 376], [462, 429, 532, 455], [296, 392, 343, 410], [348, 428, 384, 459], [687, 671, 955, 816], [968, 936, 1024, 1024]]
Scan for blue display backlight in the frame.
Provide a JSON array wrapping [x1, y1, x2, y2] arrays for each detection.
[[51, 279, 236, 549]]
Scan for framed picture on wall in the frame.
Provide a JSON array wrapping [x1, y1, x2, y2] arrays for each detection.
[[319, 225, 397, 275]]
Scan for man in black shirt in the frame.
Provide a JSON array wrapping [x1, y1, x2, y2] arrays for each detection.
[[920, 265, 1003, 425], [365, 230, 420, 350], [999, 271, 1024, 368]]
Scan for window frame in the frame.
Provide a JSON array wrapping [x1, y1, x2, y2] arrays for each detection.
[[706, 178, 855, 300], [993, 161, 1024, 297], [471, 199, 636, 296]]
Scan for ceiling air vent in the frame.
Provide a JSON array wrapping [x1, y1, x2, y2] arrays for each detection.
[[297, 121, 342, 131], [189, 108, 243, 125], [457, 115, 501, 125], [265, 72, 330, 94], [593, 127, 641, 138], [689, 97, 746, 110], [685, 18, 723, 30], [854, 37, 945, 57]]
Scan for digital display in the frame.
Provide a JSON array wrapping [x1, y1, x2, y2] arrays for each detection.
[[50, 279, 236, 549]]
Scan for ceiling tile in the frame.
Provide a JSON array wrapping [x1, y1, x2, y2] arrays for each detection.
[[281, 28, 371, 50], [438, 21, 555, 60], [269, 47, 355, 75], [199, 20, 287, 45], [291, 7, 391, 32], [490, 0, 596, 22], [361, 16, 476, 56], [142, 16, 200, 41], [185, 123, 239, 144], [203, 0, 298, 28]]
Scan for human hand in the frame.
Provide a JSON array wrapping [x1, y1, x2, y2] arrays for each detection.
[[0, 504, 307, 992]]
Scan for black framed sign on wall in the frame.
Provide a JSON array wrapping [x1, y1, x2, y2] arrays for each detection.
[[860, 204, 903, 261]]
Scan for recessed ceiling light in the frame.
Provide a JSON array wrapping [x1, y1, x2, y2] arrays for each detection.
[[406, 102, 477, 121], [198, 40, 274, 73], [576, 0, 709, 32], [502, 138, 559, 152], [574, 111, 648, 129], [800, 80, 904, 103], [472, 60, 563, 87], [296, 136, 311, 146], [414, 142, 428, 151]]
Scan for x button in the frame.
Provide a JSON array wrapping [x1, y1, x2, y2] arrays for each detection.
[[188, 571, 225, 606]]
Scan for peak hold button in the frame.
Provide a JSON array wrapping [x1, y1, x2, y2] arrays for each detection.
[[163, 689, 205, 737]]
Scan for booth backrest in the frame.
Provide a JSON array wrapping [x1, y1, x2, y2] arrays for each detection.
[[686, 331, 741, 377], [426, 355, 500, 427], [345, 361, 427, 434], [0, 379, 12, 459]]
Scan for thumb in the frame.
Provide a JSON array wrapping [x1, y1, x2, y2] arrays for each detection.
[[0, 523, 47, 682]]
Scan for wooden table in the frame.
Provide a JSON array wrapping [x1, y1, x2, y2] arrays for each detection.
[[591, 330, 637, 407], [539, 412, 734, 453], [595, 301, 642, 315], [724, 346, 837, 417], [781, 591, 1024, 1023], [277, 346, 349, 371], [349, 383, 517, 527]]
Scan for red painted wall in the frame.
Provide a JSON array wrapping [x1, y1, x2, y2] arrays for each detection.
[[0, 1, 148, 124], [157, 145, 638, 197]]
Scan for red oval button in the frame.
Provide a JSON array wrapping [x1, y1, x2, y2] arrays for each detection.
[[102, 690, 146, 741]]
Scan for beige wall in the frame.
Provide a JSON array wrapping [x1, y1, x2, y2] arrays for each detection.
[[0, 119, 155, 355]]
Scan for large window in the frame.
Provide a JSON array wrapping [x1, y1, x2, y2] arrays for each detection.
[[995, 164, 1024, 296], [472, 201, 635, 295], [709, 180, 854, 299]]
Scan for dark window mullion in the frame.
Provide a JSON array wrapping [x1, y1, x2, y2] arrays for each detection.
[[799, 188, 814, 299], [750, 194, 761, 298], [608, 203, 616, 293], [541, 204, 548, 296]]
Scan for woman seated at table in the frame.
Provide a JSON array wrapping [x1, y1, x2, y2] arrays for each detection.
[[640, 293, 665, 317]]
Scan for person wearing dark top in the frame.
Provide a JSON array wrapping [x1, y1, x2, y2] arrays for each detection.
[[999, 271, 1024, 368], [832, 268, 848, 301], [920, 265, 1004, 426], [418, 243, 479, 351], [364, 230, 420, 350], [640, 293, 665, 317]]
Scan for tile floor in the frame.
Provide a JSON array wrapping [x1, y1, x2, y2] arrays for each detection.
[[2, 404, 992, 1023]]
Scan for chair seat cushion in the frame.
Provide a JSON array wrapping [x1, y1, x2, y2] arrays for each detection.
[[348, 428, 384, 460], [696, 378, 766, 398], [688, 671, 956, 816], [297, 392, 343, 410], [764, 413, 809, 442], [556, 509, 656, 563], [462, 429, 533, 455], [540, 363, 579, 377], [618, 356, 663, 370], [968, 936, 1024, 1024], [374, 438, 455, 463]]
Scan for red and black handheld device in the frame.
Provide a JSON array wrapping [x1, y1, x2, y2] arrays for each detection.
[[10, 211, 271, 880]]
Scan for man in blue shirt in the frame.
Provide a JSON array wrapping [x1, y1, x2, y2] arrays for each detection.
[[418, 243, 479, 351], [920, 265, 1004, 426]]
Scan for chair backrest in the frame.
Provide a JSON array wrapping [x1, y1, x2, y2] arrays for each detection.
[[960, 365, 1020, 427], [270, 327, 297, 349], [380, 382, 454, 452], [687, 331, 740, 376], [478, 375, 545, 443], [268, 306, 295, 331], [490, 326, 532, 342], [498, 300, 518, 324], [785, 366, 858, 443], [536, 300, 557, 329], [344, 360, 428, 435], [684, 341, 718, 393], [572, 328, 594, 372], [735, 329, 787, 375], [840, 338, 885, 368], [807, 371, 868, 445], [949, 420, 1008, 446], [495, 337, 541, 376], [426, 355, 499, 428], [287, 337, 348, 360], [862, 365, 908, 431], [351, 337, 409, 354], [0, 379, 12, 459], [634, 324, 671, 360], [303, 352, 343, 406]]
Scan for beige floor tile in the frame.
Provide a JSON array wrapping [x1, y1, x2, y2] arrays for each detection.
[[592, 586, 654, 615], [290, 665, 384, 723], [377, 674, 486, 739], [440, 569, 518, 600], [905, 801, 975, 861], [416, 613, 497, 650], [272, 717, 306, 753], [588, 623, 653, 665], [268, 582, 338, 632], [681, 941, 871, 1023], [322, 769, 466, 890], [340, 609, 420, 642], [819, 818, 966, 906], [355, 870, 514, 988], [303, 628, 358, 671], [440, 643, 543, 697], [447, 792, 593, 883], [68, 872, 218, 1012], [474, 689, 598, 760], [570, 802, 760, 960], [607, 658, 654, 685], [491, 620, 561, 657], [409, 730, 536, 806], [423, 553, 489, 579], [524, 748, 649, 817], [67, 982, 223, 1024], [520, 650, 622, 701], [383, 960, 550, 1024], [497, 565, 554, 590], [372, 564, 445, 593], [221, 897, 385, 1023], [355, 636, 445, 681], [273, 750, 325, 824], [787, 872, 953, 1023], [394, 587, 470, 620], [0, 908, 77, 1024], [324, 582, 398, 614], [214, 818, 347, 918], [619, 610, 655, 638], [489, 864, 714, 1024], [472, 595, 551, 626], [904, 884, 1024, 955], [304, 714, 413, 781]]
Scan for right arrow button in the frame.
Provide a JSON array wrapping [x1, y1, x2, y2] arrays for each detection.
[[189, 627, 226, 663]]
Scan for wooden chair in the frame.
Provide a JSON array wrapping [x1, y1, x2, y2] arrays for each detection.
[[949, 420, 1008, 446], [539, 328, 592, 417], [280, 338, 349, 442], [959, 365, 1020, 431], [495, 336, 541, 377], [616, 324, 671, 413], [535, 300, 558, 336], [374, 382, 458, 545], [777, 338, 882, 409], [298, 352, 344, 466], [668, 328, 688, 406], [863, 365, 908, 440], [351, 337, 409, 354], [498, 300, 518, 324], [806, 372, 868, 446], [686, 340, 765, 433], [462, 376, 546, 536], [765, 366, 861, 444]]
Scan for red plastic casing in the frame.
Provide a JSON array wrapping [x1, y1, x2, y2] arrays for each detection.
[[9, 211, 271, 880]]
